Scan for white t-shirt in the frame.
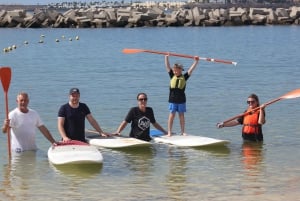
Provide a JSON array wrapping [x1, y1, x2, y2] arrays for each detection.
[[9, 108, 44, 152]]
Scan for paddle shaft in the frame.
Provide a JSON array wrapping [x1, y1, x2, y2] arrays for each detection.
[[4, 92, 11, 158], [223, 97, 281, 124], [86, 129, 99, 134], [86, 129, 119, 137], [122, 49, 237, 65]]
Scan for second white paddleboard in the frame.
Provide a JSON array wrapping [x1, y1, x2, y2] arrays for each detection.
[[150, 130, 229, 147], [86, 134, 151, 149]]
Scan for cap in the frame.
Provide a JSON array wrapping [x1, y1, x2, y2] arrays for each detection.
[[69, 88, 80, 94], [173, 63, 184, 71]]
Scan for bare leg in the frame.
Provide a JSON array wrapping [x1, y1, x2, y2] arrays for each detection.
[[179, 112, 186, 135], [167, 112, 176, 136]]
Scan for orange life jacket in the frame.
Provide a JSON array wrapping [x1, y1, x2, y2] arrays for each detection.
[[242, 109, 260, 134]]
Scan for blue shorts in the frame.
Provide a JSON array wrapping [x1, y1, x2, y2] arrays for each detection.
[[169, 103, 186, 113]]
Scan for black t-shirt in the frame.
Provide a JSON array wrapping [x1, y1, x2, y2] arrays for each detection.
[[125, 107, 156, 141], [58, 102, 90, 142]]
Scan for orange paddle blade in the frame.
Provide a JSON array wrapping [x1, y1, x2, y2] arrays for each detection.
[[0, 67, 12, 92], [122, 49, 145, 54], [280, 88, 300, 99]]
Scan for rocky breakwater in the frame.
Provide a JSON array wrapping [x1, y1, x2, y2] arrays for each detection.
[[0, 5, 300, 28]]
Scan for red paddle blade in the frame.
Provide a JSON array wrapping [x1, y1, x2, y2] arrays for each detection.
[[0, 67, 12, 92]]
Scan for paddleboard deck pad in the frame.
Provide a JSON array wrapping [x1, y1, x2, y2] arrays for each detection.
[[85, 133, 151, 148], [150, 130, 229, 147], [48, 140, 103, 165]]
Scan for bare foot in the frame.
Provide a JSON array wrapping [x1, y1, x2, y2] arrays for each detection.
[[181, 133, 187, 136]]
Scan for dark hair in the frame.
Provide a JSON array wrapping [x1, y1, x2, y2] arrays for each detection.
[[137, 92, 147, 100], [248, 93, 260, 106]]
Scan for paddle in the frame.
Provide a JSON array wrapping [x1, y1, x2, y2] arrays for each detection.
[[222, 88, 300, 124], [85, 129, 118, 137], [0, 67, 12, 159], [122, 48, 237, 66]]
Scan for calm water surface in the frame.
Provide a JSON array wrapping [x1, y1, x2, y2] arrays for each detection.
[[0, 26, 300, 200]]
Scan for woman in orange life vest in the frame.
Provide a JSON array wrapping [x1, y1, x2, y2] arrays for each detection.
[[217, 94, 266, 142]]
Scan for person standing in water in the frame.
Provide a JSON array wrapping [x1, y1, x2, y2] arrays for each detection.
[[115, 92, 167, 141], [58, 88, 111, 142], [2, 92, 58, 153], [165, 55, 199, 136], [217, 93, 266, 142]]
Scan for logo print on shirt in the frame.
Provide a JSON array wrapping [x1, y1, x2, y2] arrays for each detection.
[[138, 116, 150, 131]]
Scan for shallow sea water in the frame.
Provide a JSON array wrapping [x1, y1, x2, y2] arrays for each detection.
[[0, 26, 300, 200]]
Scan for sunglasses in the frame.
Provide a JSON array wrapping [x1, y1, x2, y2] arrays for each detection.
[[247, 100, 256, 104], [138, 98, 148, 101]]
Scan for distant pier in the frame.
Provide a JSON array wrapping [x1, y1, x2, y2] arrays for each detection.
[[0, 3, 299, 28]]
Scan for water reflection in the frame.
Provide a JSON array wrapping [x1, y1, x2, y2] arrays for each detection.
[[165, 147, 188, 200], [1, 160, 15, 200], [241, 141, 264, 173], [239, 141, 266, 196], [0, 151, 40, 200], [194, 144, 231, 156], [120, 145, 156, 176], [50, 163, 103, 178]]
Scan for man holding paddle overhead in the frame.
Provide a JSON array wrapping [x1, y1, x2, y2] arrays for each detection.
[[217, 94, 266, 142], [165, 55, 199, 136]]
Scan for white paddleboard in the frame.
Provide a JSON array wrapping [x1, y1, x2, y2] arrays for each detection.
[[85, 133, 151, 149], [48, 140, 103, 165], [150, 130, 229, 147]]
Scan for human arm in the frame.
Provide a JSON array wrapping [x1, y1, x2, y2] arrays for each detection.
[[38, 125, 58, 145], [165, 55, 171, 72], [258, 104, 266, 125], [57, 117, 71, 142], [216, 119, 240, 128], [187, 56, 199, 76], [114, 120, 128, 136], [152, 122, 167, 134], [86, 114, 110, 137]]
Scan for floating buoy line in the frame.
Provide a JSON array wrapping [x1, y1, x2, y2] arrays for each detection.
[[1, 34, 80, 54]]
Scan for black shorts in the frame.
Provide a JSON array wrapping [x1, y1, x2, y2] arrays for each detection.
[[242, 133, 263, 142]]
